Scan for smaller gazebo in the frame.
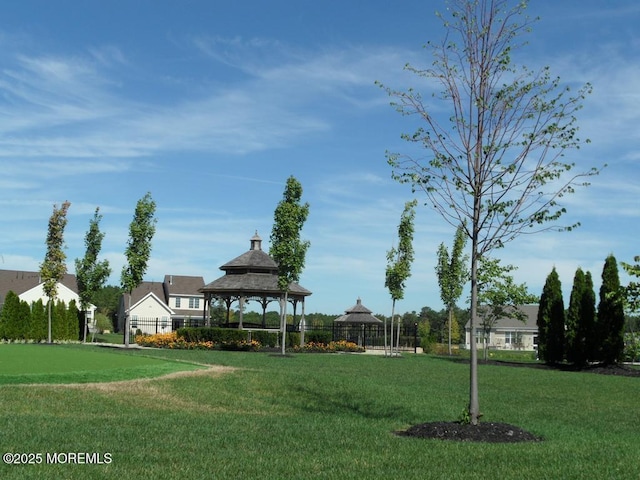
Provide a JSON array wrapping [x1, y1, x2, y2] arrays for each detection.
[[333, 298, 382, 347]]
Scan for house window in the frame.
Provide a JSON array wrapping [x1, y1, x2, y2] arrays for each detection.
[[161, 316, 168, 328], [131, 315, 138, 328], [189, 297, 200, 309], [175, 297, 181, 308], [474, 328, 483, 344]]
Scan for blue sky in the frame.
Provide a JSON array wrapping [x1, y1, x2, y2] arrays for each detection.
[[0, 1, 638, 315]]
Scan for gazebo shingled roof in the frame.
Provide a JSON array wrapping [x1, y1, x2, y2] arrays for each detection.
[[334, 298, 382, 324]]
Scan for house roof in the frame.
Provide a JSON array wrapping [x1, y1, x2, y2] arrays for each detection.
[[123, 281, 166, 307], [334, 298, 382, 324], [465, 304, 539, 330], [163, 275, 205, 297], [0, 269, 79, 301]]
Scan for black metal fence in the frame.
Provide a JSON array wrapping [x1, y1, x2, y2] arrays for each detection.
[[128, 316, 420, 350]]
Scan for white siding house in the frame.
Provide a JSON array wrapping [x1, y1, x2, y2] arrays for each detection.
[[464, 304, 539, 352]]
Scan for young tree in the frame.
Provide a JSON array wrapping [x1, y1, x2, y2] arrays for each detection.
[[537, 268, 565, 364], [121, 192, 157, 347], [0, 291, 21, 339], [597, 254, 625, 365], [75, 208, 112, 342], [379, 0, 598, 424], [269, 176, 310, 355], [385, 200, 417, 357], [436, 224, 469, 355], [476, 257, 537, 361], [40, 201, 71, 343]]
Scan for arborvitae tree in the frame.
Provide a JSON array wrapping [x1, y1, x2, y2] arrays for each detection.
[[597, 254, 625, 364], [582, 271, 597, 362], [0, 291, 21, 339], [537, 268, 565, 364], [566, 268, 590, 366], [52, 299, 67, 340], [67, 300, 80, 341], [17, 299, 31, 340], [29, 299, 47, 341]]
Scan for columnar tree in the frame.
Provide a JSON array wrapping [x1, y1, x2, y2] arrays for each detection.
[[537, 268, 565, 364], [75, 207, 111, 342], [121, 192, 157, 347], [566, 268, 595, 366], [40, 200, 71, 343], [269, 176, 310, 355], [385, 200, 417, 357], [583, 271, 597, 362], [379, 0, 597, 424], [436, 224, 468, 355], [597, 254, 625, 364]]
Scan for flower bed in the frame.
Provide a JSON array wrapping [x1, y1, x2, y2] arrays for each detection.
[[135, 331, 260, 351], [292, 340, 364, 353]]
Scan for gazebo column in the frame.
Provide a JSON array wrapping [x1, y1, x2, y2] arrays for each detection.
[[238, 296, 245, 329], [202, 294, 210, 327], [299, 298, 306, 346]]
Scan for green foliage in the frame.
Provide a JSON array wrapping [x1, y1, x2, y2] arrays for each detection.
[[597, 254, 625, 364], [537, 268, 565, 364], [92, 285, 122, 317], [566, 268, 596, 366], [95, 312, 114, 333], [251, 330, 279, 347], [121, 192, 157, 295], [40, 201, 71, 302], [621, 255, 640, 314], [385, 200, 417, 302], [29, 299, 47, 341], [40, 200, 71, 343], [305, 330, 333, 344], [269, 176, 310, 292], [177, 327, 247, 344], [476, 257, 537, 360], [0, 291, 21, 339], [75, 208, 111, 310]]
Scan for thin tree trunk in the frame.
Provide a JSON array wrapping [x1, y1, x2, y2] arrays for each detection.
[[47, 299, 52, 343], [448, 307, 453, 355], [389, 300, 396, 357], [396, 312, 402, 355], [281, 292, 288, 356], [124, 293, 131, 347], [469, 231, 480, 425]]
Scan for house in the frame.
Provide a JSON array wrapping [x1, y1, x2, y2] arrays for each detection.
[[464, 304, 539, 351], [0, 269, 97, 325], [117, 275, 205, 335]]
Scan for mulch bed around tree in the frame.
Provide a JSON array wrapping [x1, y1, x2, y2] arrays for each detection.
[[396, 421, 542, 443], [395, 359, 639, 442]]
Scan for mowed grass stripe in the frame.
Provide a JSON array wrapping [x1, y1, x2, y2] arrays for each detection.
[[0, 344, 204, 385]]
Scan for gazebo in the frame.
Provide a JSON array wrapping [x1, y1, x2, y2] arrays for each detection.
[[333, 298, 383, 347], [199, 232, 312, 329]]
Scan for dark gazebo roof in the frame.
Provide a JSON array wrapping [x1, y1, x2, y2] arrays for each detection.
[[199, 232, 311, 300], [333, 298, 382, 324]]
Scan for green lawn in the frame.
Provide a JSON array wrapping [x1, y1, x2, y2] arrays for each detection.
[[0, 344, 203, 385], [0, 346, 638, 479]]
